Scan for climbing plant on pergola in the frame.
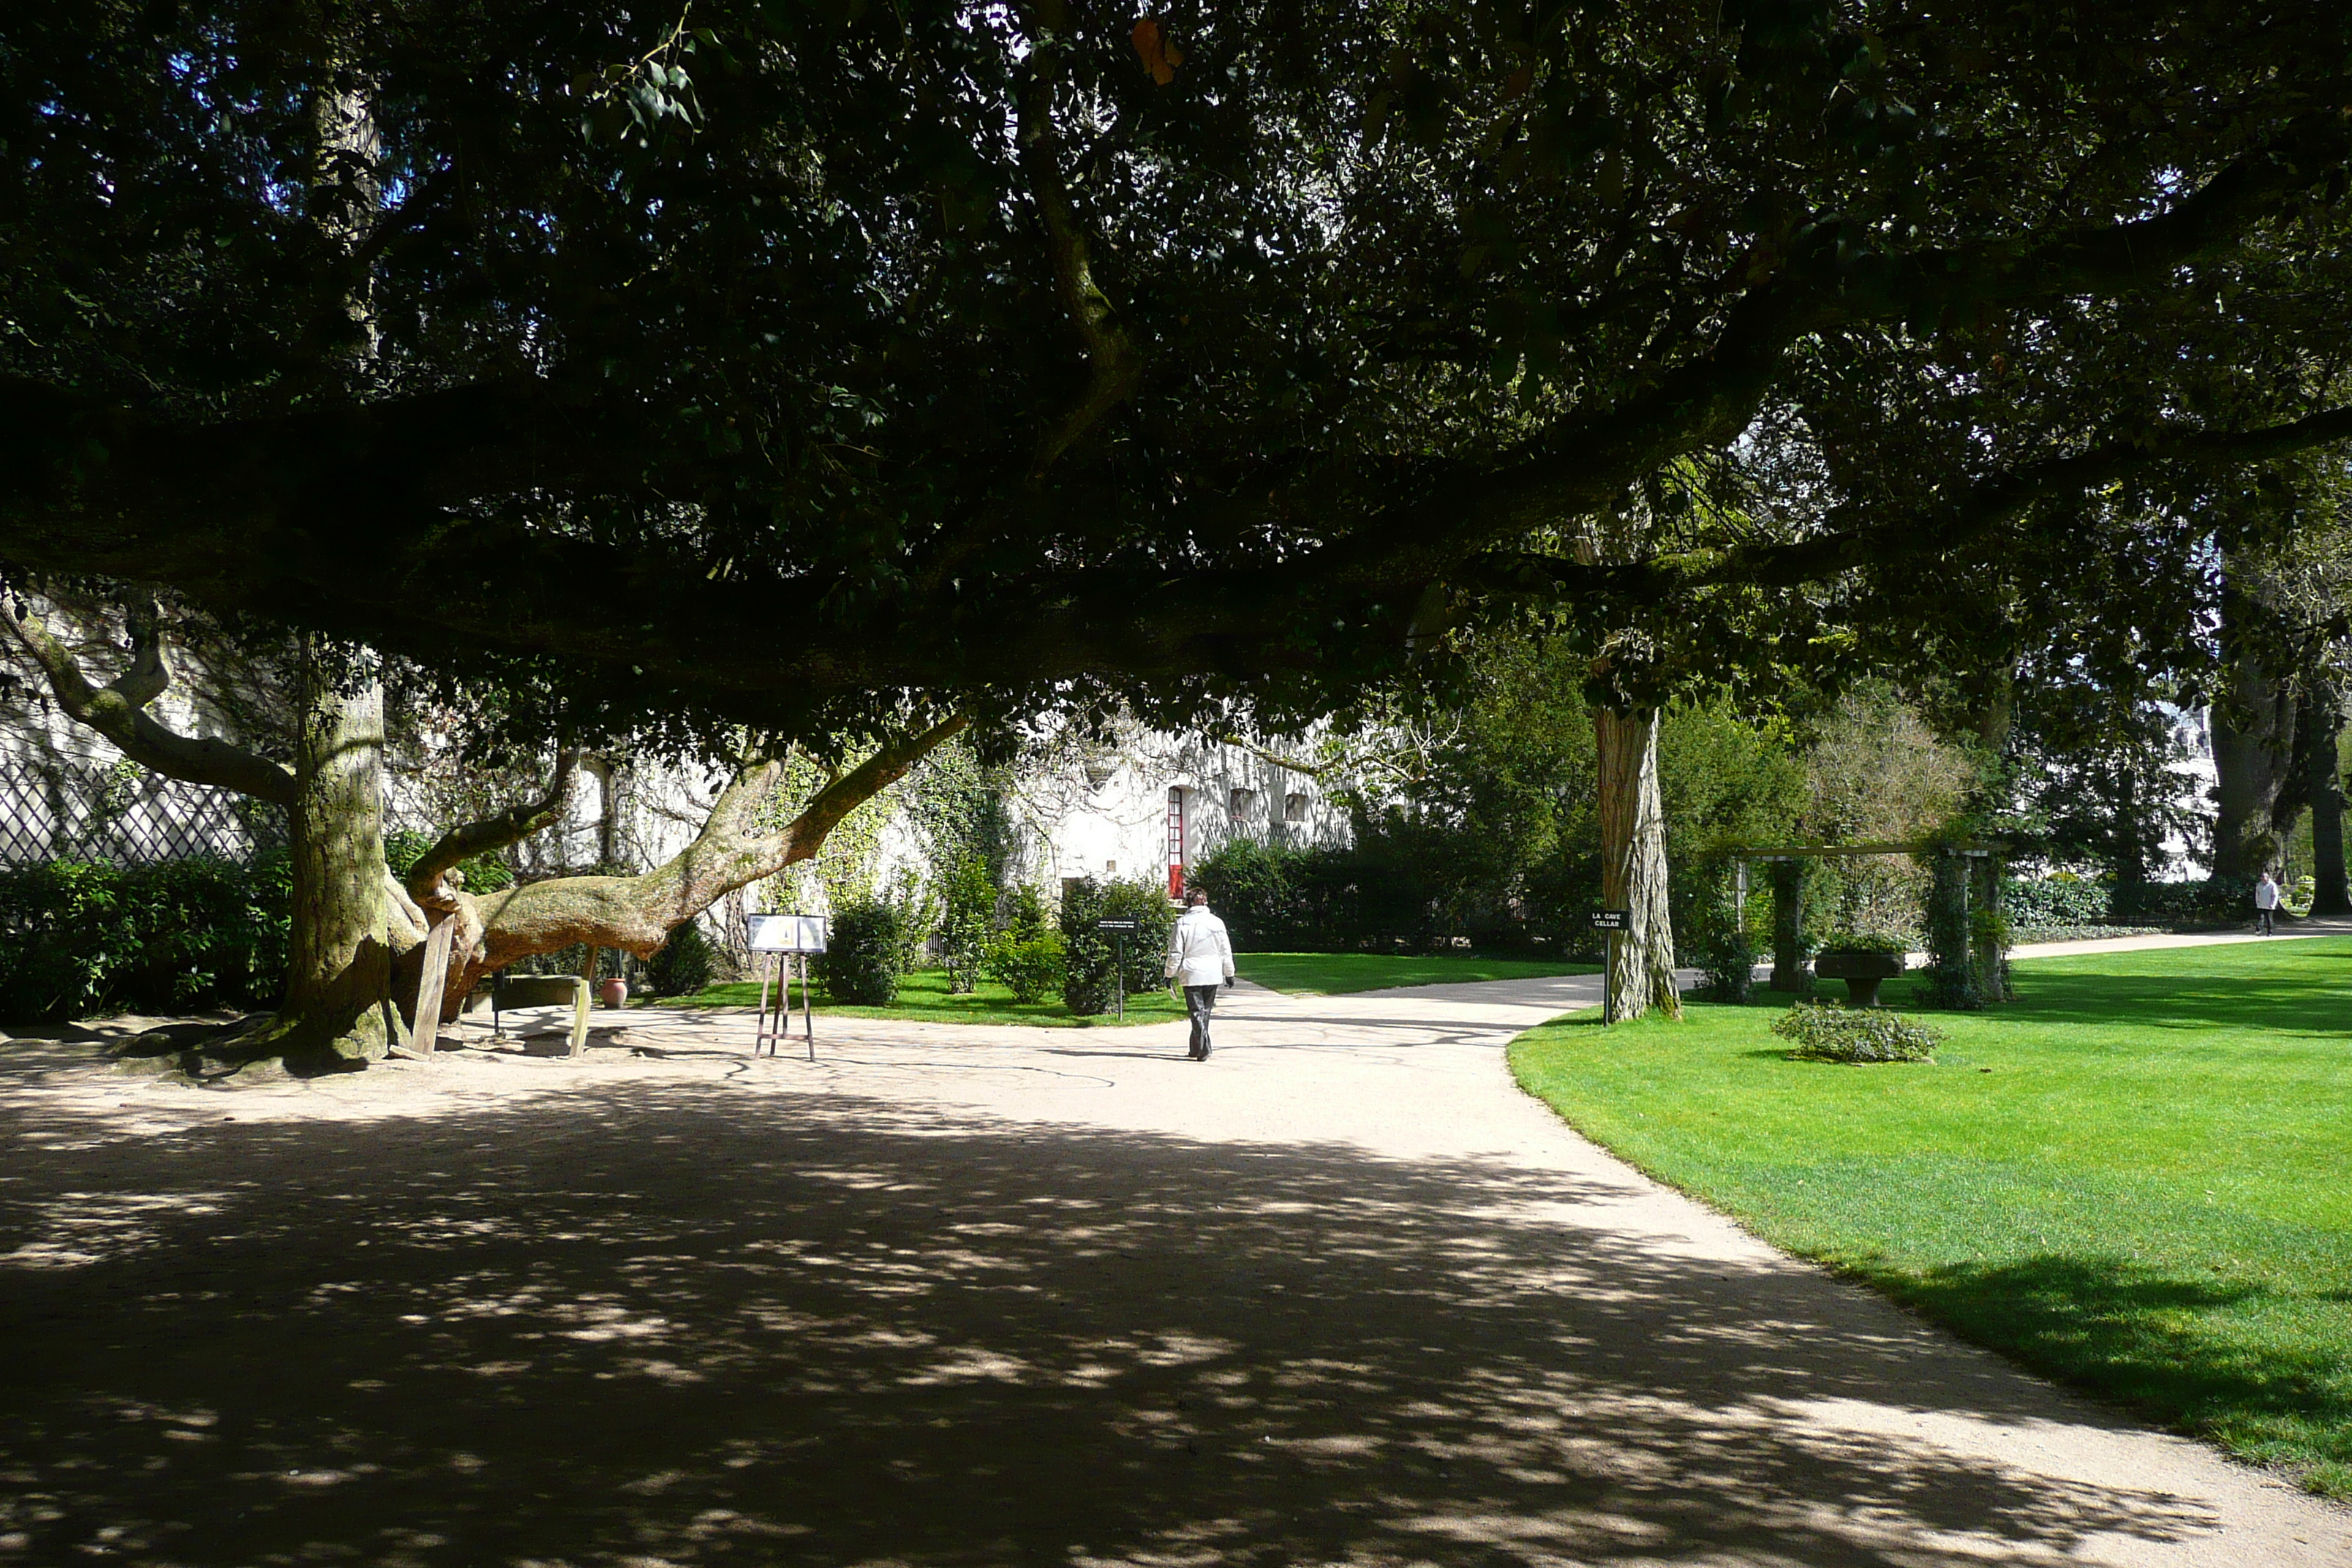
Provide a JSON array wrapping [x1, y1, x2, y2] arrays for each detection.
[[1727, 840, 2009, 1009]]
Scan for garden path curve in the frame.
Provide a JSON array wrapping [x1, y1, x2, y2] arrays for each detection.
[[1, 951, 2348, 1566]]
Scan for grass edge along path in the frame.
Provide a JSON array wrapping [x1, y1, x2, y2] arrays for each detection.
[[652, 968, 1183, 1028], [1235, 951, 1600, 995], [1507, 939, 2352, 1500]]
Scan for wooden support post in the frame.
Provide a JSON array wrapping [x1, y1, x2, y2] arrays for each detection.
[[395, 915, 456, 1060]]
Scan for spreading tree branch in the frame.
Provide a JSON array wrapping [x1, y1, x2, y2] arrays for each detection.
[[0, 598, 298, 804], [1016, 12, 1142, 475], [463, 715, 970, 965], [1312, 99, 2352, 588], [1465, 401, 2352, 605], [403, 749, 581, 908]]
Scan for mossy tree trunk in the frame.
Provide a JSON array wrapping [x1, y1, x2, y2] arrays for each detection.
[[1596, 705, 1681, 1023], [268, 652, 405, 1058]]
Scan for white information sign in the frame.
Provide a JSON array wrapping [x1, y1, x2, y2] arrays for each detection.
[[746, 913, 829, 954]]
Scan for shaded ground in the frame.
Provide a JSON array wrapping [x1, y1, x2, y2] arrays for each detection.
[[2, 973, 2346, 1566]]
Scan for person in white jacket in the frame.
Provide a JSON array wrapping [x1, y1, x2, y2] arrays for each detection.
[[2255, 870, 2282, 935], [1164, 888, 1236, 1060]]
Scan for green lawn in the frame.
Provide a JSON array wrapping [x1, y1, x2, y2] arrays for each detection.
[[1507, 938, 2352, 1498], [1235, 951, 1599, 995], [652, 967, 1183, 1028]]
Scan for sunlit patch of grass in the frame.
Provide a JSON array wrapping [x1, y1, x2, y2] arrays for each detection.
[[1235, 951, 1598, 995], [652, 968, 1182, 1028], [1509, 938, 2352, 1496]]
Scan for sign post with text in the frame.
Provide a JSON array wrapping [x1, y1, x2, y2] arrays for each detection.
[[1589, 908, 1632, 1025]]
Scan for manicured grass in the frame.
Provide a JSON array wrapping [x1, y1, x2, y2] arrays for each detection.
[[652, 966, 1183, 1028], [1507, 938, 2352, 1498], [1235, 951, 1599, 995]]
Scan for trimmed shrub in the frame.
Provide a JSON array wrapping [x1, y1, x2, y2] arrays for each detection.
[[2010, 922, 2148, 943], [2003, 875, 2111, 927], [2114, 875, 2255, 924], [814, 896, 905, 1006], [1771, 999, 1941, 1063], [0, 856, 290, 1023], [1056, 875, 1177, 1014], [937, 853, 995, 993], [981, 929, 1066, 1003], [644, 919, 715, 998]]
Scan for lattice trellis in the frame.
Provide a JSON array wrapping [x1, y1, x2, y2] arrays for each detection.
[[0, 753, 286, 866]]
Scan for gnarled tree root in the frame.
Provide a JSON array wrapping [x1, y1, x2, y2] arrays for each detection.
[[109, 1000, 406, 1085]]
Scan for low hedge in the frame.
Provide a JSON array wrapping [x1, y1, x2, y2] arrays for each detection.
[[0, 856, 290, 1023], [2002, 875, 2112, 927], [1771, 999, 1941, 1063]]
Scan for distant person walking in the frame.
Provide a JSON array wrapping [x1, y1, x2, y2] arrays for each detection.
[[2255, 871, 2283, 935], [1165, 887, 1236, 1060]]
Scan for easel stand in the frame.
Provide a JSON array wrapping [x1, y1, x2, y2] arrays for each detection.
[[755, 951, 815, 1060]]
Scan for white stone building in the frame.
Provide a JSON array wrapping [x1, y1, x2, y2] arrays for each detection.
[[992, 726, 1352, 902]]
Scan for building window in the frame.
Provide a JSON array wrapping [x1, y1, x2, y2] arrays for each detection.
[[1284, 792, 1309, 825], [1229, 788, 1259, 821]]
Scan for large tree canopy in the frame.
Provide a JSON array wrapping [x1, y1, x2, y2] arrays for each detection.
[[6, 0, 2352, 742]]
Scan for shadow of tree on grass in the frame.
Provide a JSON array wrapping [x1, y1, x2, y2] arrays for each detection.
[[1858, 1251, 2352, 1470]]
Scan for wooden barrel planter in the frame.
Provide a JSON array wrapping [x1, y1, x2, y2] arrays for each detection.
[[1813, 949, 1904, 1009]]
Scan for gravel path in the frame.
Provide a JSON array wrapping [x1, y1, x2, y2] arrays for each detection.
[[1, 959, 2346, 1566]]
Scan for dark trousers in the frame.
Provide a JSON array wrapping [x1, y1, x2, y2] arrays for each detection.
[[1184, 984, 1220, 1057], [2258, 907, 2276, 934]]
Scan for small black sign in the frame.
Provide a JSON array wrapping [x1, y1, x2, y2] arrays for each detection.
[[1096, 918, 1141, 933], [1588, 908, 1631, 931]]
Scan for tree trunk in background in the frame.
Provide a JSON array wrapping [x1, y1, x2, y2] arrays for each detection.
[[2210, 582, 2299, 879], [1596, 706, 1681, 1022], [2307, 676, 2349, 915], [2112, 766, 2149, 906], [1769, 859, 1809, 991]]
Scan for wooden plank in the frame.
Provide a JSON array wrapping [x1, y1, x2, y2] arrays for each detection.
[[568, 976, 591, 1058], [395, 914, 457, 1061]]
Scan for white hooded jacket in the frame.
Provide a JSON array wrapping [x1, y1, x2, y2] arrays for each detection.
[[1165, 905, 1236, 988]]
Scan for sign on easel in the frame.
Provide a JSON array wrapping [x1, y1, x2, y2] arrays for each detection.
[[747, 913, 828, 1059]]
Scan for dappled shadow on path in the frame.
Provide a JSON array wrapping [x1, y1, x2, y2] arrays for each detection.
[[0, 1074, 2226, 1567]]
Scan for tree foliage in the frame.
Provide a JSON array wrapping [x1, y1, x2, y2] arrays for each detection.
[[6, 1, 2352, 748]]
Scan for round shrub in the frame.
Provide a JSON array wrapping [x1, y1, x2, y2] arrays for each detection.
[[1771, 999, 1941, 1063], [1056, 875, 1175, 1014], [645, 919, 715, 998], [814, 897, 904, 1006], [981, 929, 1066, 1003]]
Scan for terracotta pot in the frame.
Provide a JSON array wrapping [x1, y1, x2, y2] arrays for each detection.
[[598, 978, 630, 1009]]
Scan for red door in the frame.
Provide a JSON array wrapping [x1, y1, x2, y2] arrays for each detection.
[[1166, 787, 1186, 899]]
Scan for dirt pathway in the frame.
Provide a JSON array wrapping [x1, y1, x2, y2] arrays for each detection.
[[1, 959, 2346, 1566]]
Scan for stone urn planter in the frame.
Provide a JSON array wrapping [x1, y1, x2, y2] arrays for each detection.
[[597, 977, 630, 1009], [1812, 949, 1904, 1009]]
